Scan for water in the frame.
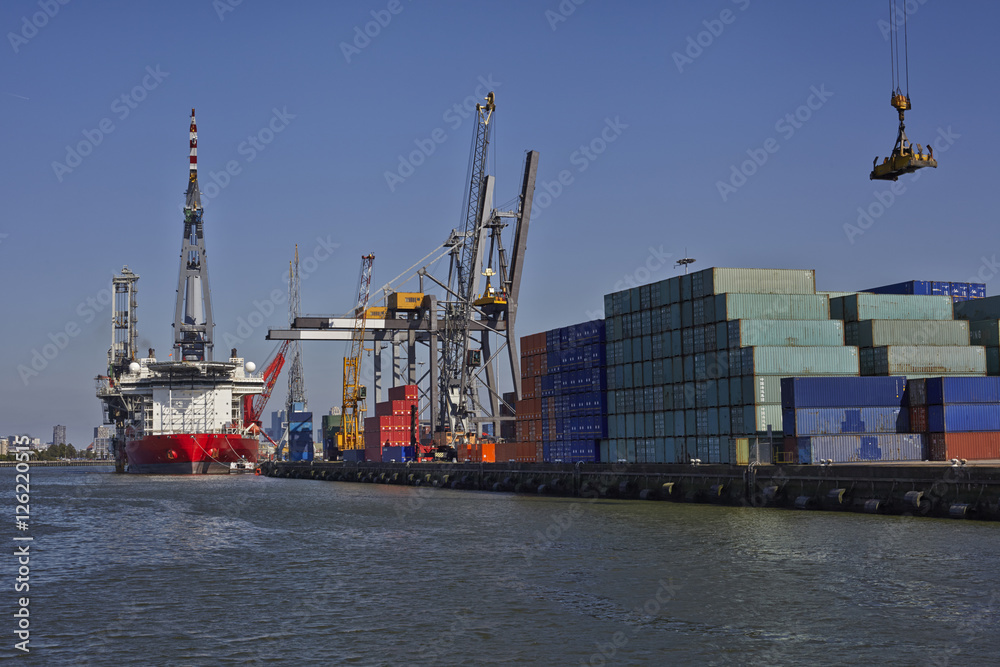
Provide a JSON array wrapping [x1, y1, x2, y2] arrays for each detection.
[[6, 466, 999, 665]]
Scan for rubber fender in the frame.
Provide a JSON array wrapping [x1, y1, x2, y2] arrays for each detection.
[[949, 503, 970, 519], [639, 489, 654, 501], [794, 495, 815, 510], [827, 488, 846, 505], [904, 490, 926, 512], [537, 484, 547, 495], [864, 499, 882, 514]]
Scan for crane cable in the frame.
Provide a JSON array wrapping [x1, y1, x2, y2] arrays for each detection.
[[887, 0, 910, 97]]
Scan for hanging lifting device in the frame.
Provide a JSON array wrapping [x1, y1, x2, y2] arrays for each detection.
[[870, 0, 937, 181]]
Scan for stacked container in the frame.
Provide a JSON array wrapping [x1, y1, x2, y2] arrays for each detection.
[[954, 296, 1000, 377], [908, 377, 1000, 460], [287, 401, 314, 462], [363, 385, 418, 462], [603, 267, 856, 464], [780, 377, 925, 463], [519, 322, 607, 463], [865, 280, 986, 302], [321, 410, 343, 460], [830, 293, 986, 377], [517, 332, 546, 461]]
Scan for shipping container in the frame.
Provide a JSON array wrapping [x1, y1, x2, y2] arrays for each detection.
[[928, 404, 1000, 432], [860, 346, 986, 376], [713, 294, 830, 322], [846, 320, 970, 347], [928, 432, 1000, 461], [969, 320, 1000, 347], [741, 346, 860, 375], [387, 292, 424, 311], [691, 267, 816, 299], [833, 293, 954, 322], [728, 319, 844, 347], [739, 404, 783, 434], [989, 347, 1000, 376], [910, 406, 928, 432], [794, 434, 926, 463], [782, 407, 909, 436], [925, 376, 1000, 404], [907, 378, 927, 406], [780, 376, 907, 409], [864, 280, 931, 296], [741, 375, 785, 405]]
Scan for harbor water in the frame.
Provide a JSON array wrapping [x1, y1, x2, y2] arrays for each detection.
[[8, 466, 1000, 665]]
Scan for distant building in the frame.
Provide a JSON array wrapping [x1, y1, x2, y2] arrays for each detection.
[[0, 438, 7, 456], [267, 409, 287, 441], [93, 426, 113, 459], [53, 425, 67, 447]]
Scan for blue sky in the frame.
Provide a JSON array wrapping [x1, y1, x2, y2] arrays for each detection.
[[2, 0, 998, 448]]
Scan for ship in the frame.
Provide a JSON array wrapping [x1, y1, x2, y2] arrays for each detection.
[[96, 109, 264, 474]]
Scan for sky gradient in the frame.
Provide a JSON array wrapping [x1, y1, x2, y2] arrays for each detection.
[[3, 0, 998, 448]]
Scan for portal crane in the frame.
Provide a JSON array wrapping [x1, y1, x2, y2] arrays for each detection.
[[870, 0, 937, 181], [342, 254, 375, 453]]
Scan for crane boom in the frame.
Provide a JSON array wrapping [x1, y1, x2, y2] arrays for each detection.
[[242, 339, 291, 427], [342, 254, 375, 452]]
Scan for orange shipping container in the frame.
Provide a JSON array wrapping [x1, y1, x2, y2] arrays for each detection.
[[929, 432, 1000, 461]]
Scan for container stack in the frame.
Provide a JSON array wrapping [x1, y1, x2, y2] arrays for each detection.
[[907, 377, 1000, 461], [287, 401, 314, 462], [865, 279, 986, 302], [603, 267, 857, 464], [363, 384, 418, 462], [517, 332, 546, 461], [780, 376, 924, 463], [955, 296, 1000, 375], [831, 293, 986, 377], [321, 408, 342, 460], [518, 322, 607, 463]]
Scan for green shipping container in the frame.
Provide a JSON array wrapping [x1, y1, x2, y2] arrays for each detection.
[[860, 346, 986, 376], [740, 346, 860, 376], [969, 320, 1000, 346], [987, 347, 1000, 376], [728, 319, 844, 347], [714, 294, 830, 323], [846, 320, 970, 347], [691, 267, 817, 299], [834, 293, 954, 322], [955, 295, 1000, 321], [741, 403, 784, 435]]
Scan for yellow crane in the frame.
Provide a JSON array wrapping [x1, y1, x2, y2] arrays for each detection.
[[342, 254, 375, 453], [870, 0, 937, 181]]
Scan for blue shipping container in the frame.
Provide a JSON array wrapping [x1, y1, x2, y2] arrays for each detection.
[[795, 434, 926, 463], [864, 280, 931, 296], [780, 376, 907, 409], [783, 407, 909, 436], [927, 404, 1000, 432], [925, 377, 1000, 404]]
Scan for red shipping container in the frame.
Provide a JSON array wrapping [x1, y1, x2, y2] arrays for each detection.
[[376, 400, 416, 417], [929, 432, 1000, 461], [910, 406, 928, 433], [388, 384, 418, 401]]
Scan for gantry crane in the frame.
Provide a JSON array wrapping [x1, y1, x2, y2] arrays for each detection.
[[342, 254, 375, 453], [870, 0, 937, 181]]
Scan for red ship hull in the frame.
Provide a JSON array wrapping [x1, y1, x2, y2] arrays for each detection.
[[125, 433, 258, 474]]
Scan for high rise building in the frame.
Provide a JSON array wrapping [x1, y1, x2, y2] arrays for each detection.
[[93, 426, 113, 459], [53, 425, 67, 447]]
